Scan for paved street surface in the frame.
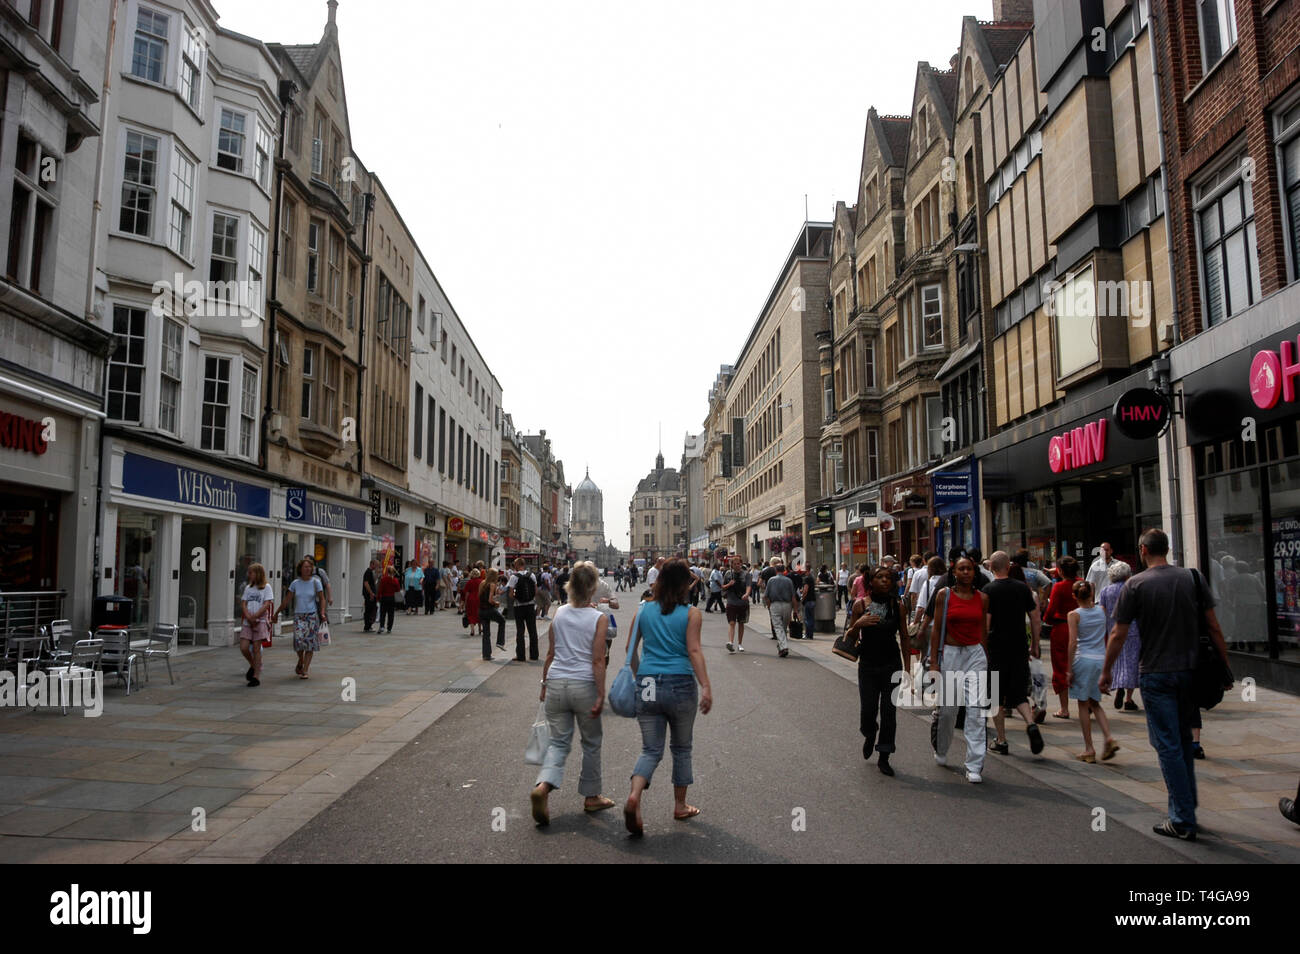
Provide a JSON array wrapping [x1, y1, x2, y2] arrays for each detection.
[[1, 593, 1296, 863], [266, 597, 1295, 864]]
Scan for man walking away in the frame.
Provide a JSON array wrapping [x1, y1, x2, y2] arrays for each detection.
[[985, 551, 1045, 756], [1102, 528, 1231, 842], [706, 563, 724, 613], [362, 559, 379, 632], [423, 560, 440, 614], [509, 558, 541, 661], [722, 556, 752, 653], [764, 560, 795, 657]]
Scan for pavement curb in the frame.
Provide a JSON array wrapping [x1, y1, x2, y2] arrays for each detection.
[[179, 657, 509, 863]]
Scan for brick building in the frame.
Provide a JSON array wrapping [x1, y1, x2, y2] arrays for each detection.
[[1154, 0, 1300, 687]]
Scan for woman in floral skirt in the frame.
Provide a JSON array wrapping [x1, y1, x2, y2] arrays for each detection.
[[278, 558, 325, 679], [1098, 560, 1141, 710]]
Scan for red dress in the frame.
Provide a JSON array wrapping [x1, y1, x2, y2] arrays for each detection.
[[1044, 580, 1078, 696], [464, 579, 481, 625]]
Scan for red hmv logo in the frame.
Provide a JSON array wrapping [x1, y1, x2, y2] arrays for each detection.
[[1048, 418, 1107, 474], [1250, 336, 1300, 409]]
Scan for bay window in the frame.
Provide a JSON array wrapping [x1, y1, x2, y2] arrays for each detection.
[[216, 107, 246, 173], [239, 365, 258, 457], [158, 318, 183, 435], [131, 7, 169, 84], [168, 147, 195, 258], [120, 131, 159, 237], [200, 355, 231, 451]]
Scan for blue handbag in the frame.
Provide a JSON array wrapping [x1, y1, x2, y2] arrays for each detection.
[[608, 608, 643, 718]]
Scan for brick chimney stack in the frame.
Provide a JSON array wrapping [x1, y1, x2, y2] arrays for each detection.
[[992, 0, 1034, 22]]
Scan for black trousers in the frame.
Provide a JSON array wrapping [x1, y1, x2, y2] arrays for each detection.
[[480, 607, 505, 657], [363, 596, 377, 630], [379, 597, 395, 632], [424, 587, 438, 613], [514, 604, 539, 660], [705, 591, 723, 613], [859, 659, 901, 754], [837, 585, 848, 607]]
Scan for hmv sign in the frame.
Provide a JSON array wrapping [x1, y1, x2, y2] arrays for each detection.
[[1047, 418, 1107, 474], [1111, 388, 1173, 440]]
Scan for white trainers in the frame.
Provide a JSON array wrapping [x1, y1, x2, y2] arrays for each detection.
[[737, 645, 746, 653], [966, 771, 982, 784], [934, 754, 947, 766]]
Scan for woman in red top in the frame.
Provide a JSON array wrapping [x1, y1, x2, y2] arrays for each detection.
[[1043, 555, 1080, 719], [463, 568, 482, 638], [377, 565, 400, 634], [925, 556, 991, 783]]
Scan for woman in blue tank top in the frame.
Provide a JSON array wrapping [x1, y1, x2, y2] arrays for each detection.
[[1067, 580, 1119, 764], [623, 559, 713, 836]]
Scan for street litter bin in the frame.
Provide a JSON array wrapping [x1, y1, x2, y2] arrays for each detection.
[[92, 594, 133, 630], [814, 584, 838, 633]]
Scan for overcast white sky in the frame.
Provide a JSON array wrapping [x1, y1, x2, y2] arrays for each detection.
[[216, 0, 986, 550]]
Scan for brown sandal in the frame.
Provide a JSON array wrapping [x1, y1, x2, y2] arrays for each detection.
[[674, 805, 701, 820]]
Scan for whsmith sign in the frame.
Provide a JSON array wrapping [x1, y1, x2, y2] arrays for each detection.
[[285, 489, 366, 534], [122, 453, 269, 517]]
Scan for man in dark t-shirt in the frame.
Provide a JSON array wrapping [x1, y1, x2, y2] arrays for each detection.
[[985, 551, 1043, 756], [362, 560, 379, 632], [1102, 528, 1230, 842]]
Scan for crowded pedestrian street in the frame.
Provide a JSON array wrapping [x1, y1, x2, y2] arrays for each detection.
[[0, 597, 1293, 865]]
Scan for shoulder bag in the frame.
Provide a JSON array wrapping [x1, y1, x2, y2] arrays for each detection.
[[608, 608, 644, 717], [833, 598, 864, 662]]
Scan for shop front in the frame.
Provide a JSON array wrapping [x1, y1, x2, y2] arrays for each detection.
[[103, 445, 276, 644], [285, 487, 369, 624], [806, 505, 835, 571], [1175, 313, 1300, 687], [416, 508, 442, 569], [444, 515, 469, 566], [977, 372, 1163, 571], [0, 391, 101, 632], [838, 494, 880, 570], [882, 475, 931, 560], [931, 459, 979, 557]]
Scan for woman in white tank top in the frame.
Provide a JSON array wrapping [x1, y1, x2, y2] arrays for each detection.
[[530, 564, 614, 825]]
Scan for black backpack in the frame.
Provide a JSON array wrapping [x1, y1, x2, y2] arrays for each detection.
[[513, 573, 537, 604]]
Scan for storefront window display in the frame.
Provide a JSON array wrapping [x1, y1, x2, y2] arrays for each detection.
[[234, 527, 260, 618], [281, 532, 305, 620], [115, 510, 160, 627]]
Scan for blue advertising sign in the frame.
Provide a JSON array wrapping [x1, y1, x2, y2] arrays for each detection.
[[122, 453, 270, 517], [931, 472, 973, 505], [285, 488, 367, 534]]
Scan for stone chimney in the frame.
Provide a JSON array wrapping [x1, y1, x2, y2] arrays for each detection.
[[327, 0, 338, 25], [992, 0, 1034, 22]]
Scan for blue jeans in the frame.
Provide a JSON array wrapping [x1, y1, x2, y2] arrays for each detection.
[[632, 673, 697, 788], [536, 679, 603, 796], [1139, 670, 1198, 830], [803, 600, 815, 637]]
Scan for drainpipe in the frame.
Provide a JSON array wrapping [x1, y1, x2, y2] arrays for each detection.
[[1148, 5, 1186, 565], [260, 78, 296, 470], [89, 1, 121, 616]]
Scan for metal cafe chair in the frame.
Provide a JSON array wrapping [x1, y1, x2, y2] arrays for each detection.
[[43, 619, 75, 666], [6, 635, 47, 675], [96, 627, 141, 695], [132, 623, 177, 685], [49, 639, 104, 716]]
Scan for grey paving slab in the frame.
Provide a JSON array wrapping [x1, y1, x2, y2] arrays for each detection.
[[34, 779, 182, 811], [0, 805, 93, 836], [0, 775, 74, 801], [139, 785, 246, 814], [51, 810, 193, 842]]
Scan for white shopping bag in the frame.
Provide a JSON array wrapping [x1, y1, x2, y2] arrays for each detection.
[[1029, 657, 1048, 710], [524, 702, 549, 765]]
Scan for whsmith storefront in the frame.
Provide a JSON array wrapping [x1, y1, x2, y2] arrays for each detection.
[[1172, 290, 1300, 692], [976, 370, 1166, 573]]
